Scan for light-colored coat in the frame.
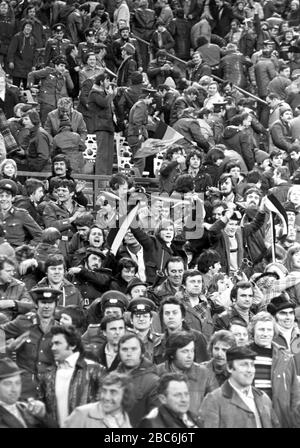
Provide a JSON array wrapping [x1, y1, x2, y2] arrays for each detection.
[[63, 402, 132, 428], [199, 380, 280, 428]]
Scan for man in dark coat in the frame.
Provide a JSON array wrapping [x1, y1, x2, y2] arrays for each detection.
[[87, 73, 116, 175], [0, 358, 48, 428], [7, 19, 38, 89], [0, 287, 62, 399], [132, 0, 156, 70], [139, 372, 202, 428], [67, 247, 112, 308], [116, 333, 160, 427], [147, 49, 181, 89], [38, 325, 105, 427], [116, 42, 137, 87], [210, 0, 234, 38], [112, 25, 142, 70]]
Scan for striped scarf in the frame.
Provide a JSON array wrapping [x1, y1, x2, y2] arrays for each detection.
[[0, 108, 20, 156]]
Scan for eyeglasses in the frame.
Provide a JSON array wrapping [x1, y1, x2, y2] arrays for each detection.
[[241, 258, 253, 268]]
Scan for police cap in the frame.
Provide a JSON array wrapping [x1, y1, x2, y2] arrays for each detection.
[[52, 23, 66, 32], [85, 28, 95, 37], [30, 287, 62, 303], [101, 291, 128, 311], [0, 179, 18, 197], [128, 297, 155, 314]]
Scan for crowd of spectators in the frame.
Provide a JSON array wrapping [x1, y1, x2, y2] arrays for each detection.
[[0, 0, 300, 430]]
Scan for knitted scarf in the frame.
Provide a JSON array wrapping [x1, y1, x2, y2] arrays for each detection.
[[0, 108, 20, 156]]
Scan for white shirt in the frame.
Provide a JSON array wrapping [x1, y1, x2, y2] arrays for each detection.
[[55, 351, 80, 427], [127, 246, 146, 282], [228, 380, 262, 428], [278, 325, 293, 348]]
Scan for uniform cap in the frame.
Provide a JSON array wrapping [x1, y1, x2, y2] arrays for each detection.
[[30, 287, 62, 302], [128, 297, 155, 314], [52, 55, 67, 66], [101, 291, 128, 311], [85, 29, 95, 37], [52, 23, 65, 32], [0, 179, 17, 196], [121, 42, 135, 55], [0, 358, 24, 379], [226, 346, 257, 362]]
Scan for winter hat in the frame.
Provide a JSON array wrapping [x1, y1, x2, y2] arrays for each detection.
[[279, 104, 292, 116], [23, 109, 40, 126], [267, 294, 295, 316], [254, 148, 270, 164], [131, 71, 143, 85]]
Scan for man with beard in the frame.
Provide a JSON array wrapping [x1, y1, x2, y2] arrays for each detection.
[[67, 247, 112, 308], [208, 195, 267, 275], [147, 49, 181, 89], [201, 330, 236, 389], [68, 213, 95, 266], [217, 174, 238, 206], [43, 178, 87, 258], [270, 105, 296, 154], [112, 24, 142, 71]]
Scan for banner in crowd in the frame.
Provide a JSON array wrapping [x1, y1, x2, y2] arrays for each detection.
[[134, 120, 184, 158]]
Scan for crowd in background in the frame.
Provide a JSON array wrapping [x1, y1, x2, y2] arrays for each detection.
[[0, 0, 300, 430]]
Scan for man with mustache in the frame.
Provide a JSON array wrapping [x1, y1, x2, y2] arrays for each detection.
[[201, 330, 236, 389]]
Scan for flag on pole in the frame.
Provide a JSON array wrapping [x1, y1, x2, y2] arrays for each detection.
[[265, 194, 288, 236], [134, 120, 184, 158], [110, 204, 140, 255]]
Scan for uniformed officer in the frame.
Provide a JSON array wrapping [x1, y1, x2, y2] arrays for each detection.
[[0, 179, 42, 248], [78, 29, 104, 66], [83, 291, 129, 358], [27, 55, 74, 125], [127, 297, 161, 362], [0, 287, 61, 399], [44, 23, 71, 66]]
